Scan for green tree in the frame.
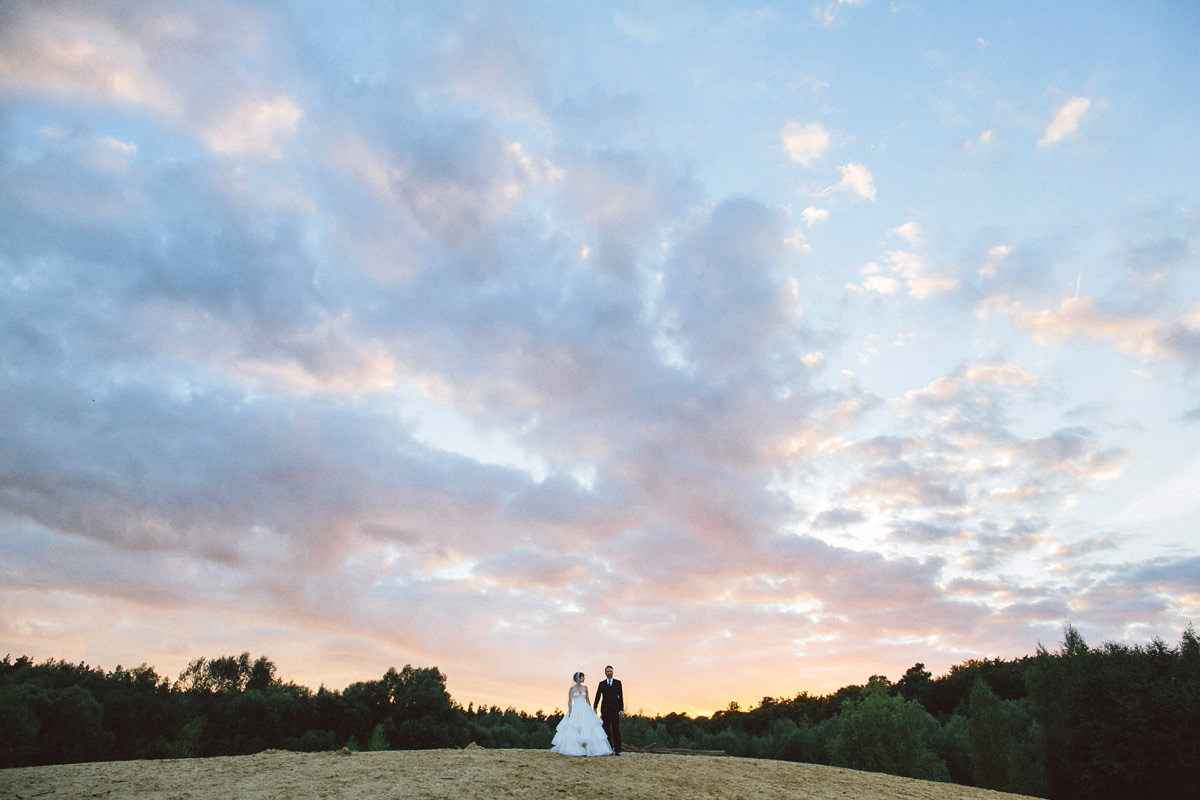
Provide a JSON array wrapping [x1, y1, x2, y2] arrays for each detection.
[[896, 663, 934, 710], [967, 678, 1009, 789], [168, 717, 206, 758], [380, 665, 461, 749], [830, 678, 948, 781], [367, 722, 388, 751], [934, 713, 971, 785], [38, 685, 113, 764], [1027, 625, 1199, 800], [0, 684, 43, 767], [246, 656, 278, 691], [177, 652, 278, 694]]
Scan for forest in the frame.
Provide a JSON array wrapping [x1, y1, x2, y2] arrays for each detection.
[[2, 625, 1197, 800]]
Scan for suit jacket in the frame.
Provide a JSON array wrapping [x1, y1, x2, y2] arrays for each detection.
[[594, 677, 623, 717]]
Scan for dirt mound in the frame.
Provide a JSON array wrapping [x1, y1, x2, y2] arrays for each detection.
[[0, 746, 1038, 800]]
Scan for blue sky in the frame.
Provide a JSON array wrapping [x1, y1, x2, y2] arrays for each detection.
[[1, 0, 1198, 715]]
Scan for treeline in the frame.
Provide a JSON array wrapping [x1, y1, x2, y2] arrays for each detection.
[[3, 626, 1198, 800]]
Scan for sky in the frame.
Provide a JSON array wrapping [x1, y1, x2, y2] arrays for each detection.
[[1, 0, 1198, 717]]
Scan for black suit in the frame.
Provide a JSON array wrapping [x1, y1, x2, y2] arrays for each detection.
[[593, 677, 623, 753]]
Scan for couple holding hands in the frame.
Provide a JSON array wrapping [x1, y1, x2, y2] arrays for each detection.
[[551, 665, 624, 757]]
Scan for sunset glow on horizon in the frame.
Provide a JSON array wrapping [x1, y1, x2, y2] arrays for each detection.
[[2, 0, 1198, 718]]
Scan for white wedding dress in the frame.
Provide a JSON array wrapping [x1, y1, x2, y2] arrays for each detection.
[[551, 686, 614, 756]]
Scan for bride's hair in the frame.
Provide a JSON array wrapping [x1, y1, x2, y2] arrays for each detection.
[[573, 671, 584, 682]]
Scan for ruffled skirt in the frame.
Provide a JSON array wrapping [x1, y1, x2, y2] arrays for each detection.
[[551, 703, 614, 756]]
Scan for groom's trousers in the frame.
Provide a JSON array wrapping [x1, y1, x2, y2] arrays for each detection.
[[601, 714, 622, 754]]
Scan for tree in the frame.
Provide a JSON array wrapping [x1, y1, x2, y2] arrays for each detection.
[[0, 684, 43, 767], [37, 685, 113, 764], [168, 717, 206, 758], [934, 713, 971, 785], [1026, 625, 1199, 800], [177, 653, 278, 693], [896, 663, 934, 710], [383, 665, 460, 748], [829, 677, 948, 781], [967, 678, 1009, 789], [246, 656, 278, 691], [835, 676, 945, 782]]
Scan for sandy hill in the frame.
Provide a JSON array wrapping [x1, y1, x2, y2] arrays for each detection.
[[0, 746, 1040, 800]]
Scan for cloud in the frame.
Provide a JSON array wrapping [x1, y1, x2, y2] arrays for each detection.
[[1039, 96, 1091, 146], [899, 375, 964, 406], [781, 122, 831, 167], [0, 2, 182, 114], [432, 5, 549, 120], [965, 129, 993, 153], [980, 245, 1012, 277], [813, 507, 866, 529], [1123, 235, 1189, 278], [889, 221, 923, 245], [893, 361, 1037, 416], [890, 520, 963, 544], [846, 461, 969, 510], [964, 363, 1038, 387], [826, 162, 876, 201], [850, 262, 900, 295], [657, 199, 804, 379], [0, 1, 1195, 717], [801, 206, 830, 227], [557, 148, 694, 277], [814, 0, 871, 27], [851, 251, 956, 299], [995, 428, 1129, 482], [1012, 296, 1198, 361], [204, 95, 303, 160]]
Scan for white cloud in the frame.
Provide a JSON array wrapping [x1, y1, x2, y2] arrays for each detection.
[[801, 206, 830, 227], [981, 245, 1012, 277], [0, 5, 182, 114], [849, 247, 957, 299], [827, 162, 877, 201], [781, 122, 831, 167], [964, 363, 1038, 387], [204, 95, 303, 160], [1014, 297, 1166, 357], [887, 250, 957, 299], [1039, 96, 1091, 146], [965, 129, 993, 153], [901, 375, 963, 405], [889, 221, 923, 245], [434, 9, 548, 121], [814, 0, 871, 27], [856, 262, 900, 295], [785, 229, 812, 252]]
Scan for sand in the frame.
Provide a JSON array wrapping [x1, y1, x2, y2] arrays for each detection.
[[0, 746, 1039, 800]]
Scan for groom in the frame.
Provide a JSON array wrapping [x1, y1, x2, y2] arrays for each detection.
[[592, 665, 624, 755]]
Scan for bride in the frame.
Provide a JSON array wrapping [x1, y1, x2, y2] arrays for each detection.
[[551, 672, 614, 756]]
